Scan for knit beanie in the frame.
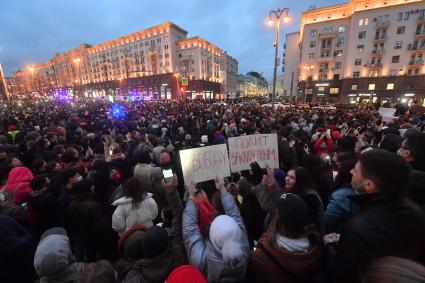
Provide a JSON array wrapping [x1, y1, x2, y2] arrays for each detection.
[[167, 265, 207, 283], [142, 226, 169, 259], [277, 193, 311, 235]]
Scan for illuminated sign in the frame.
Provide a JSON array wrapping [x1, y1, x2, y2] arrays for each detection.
[[315, 83, 329, 87]]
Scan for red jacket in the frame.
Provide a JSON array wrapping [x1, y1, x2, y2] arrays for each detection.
[[1, 167, 33, 205], [313, 138, 333, 157]]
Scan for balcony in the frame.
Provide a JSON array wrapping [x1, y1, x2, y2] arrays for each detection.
[[371, 49, 385, 55], [320, 46, 332, 51], [367, 62, 383, 68], [374, 34, 387, 41], [318, 68, 329, 73], [418, 14, 425, 24], [318, 31, 338, 38], [375, 20, 390, 28], [409, 60, 424, 66], [407, 44, 425, 52], [415, 30, 425, 39]]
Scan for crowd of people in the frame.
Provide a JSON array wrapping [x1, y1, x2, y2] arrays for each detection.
[[1, 98, 425, 283]]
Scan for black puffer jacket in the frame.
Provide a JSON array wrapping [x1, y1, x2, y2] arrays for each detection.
[[332, 192, 425, 283]]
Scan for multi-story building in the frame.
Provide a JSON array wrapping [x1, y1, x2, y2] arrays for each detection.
[[219, 52, 238, 99], [283, 0, 425, 104], [12, 22, 237, 100], [0, 63, 9, 100], [238, 73, 269, 97]]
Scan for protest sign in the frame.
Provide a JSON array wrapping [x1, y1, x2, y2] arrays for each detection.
[[228, 133, 279, 172], [179, 144, 230, 184], [379, 107, 397, 122]]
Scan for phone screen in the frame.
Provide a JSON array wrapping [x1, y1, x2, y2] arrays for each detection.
[[162, 169, 173, 182]]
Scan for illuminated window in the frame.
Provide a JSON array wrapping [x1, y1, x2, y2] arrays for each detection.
[[330, 87, 339, 94], [351, 84, 358, 90], [387, 83, 394, 90], [368, 84, 376, 90]]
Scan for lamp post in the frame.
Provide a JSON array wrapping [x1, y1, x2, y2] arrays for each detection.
[[267, 8, 290, 109], [28, 66, 37, 99], [303, 64, 314, 103]]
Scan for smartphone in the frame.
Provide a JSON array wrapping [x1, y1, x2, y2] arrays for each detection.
[[162, 168, 173, 183], [109, 149, 113, 155]]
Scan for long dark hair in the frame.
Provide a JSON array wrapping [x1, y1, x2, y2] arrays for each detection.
[[123, 177, 146, 208], [291, 166, 316, 196]]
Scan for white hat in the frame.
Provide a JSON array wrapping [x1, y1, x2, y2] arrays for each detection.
[[201, 135, 208, 143]]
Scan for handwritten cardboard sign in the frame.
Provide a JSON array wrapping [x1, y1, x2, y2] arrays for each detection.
[[228, 134, 279, 172], [379, 107, 397, 122], [179, 144, 231, 184]]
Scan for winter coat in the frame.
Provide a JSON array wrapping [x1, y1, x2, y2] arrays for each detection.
[[183, 191, 250, 283], [1, 166, 33, 204], [34, 231, 85, 283], [28, 191, 59, 236], [332, 192, 425, 283], [248, 230, 321, 283], [112, 194, 158, 236], [120, 189, 187, 283], [406, 169, 425, 211], [0, 213, 35, 283], [313, 137, 333, 157], [325, 188, 358, 233], [0, 199, 32, 230]]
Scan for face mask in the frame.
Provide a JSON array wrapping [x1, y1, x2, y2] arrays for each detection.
[[75, 176, 83, 182], [353, 180, 368, 194]]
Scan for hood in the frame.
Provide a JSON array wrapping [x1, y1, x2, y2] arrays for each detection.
[[112, 193, 153, 206], [34, 233, 73, 276], [258, 231, 321, 276], [5, 166, 33, 186]]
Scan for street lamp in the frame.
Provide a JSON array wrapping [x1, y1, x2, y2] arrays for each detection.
[[303, 64, 314, 103], [267, 8, 290, 109], [28, 66, 36, 96]]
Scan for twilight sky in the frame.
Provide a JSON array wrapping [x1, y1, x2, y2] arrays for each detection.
[[0, 0, 343, 79]]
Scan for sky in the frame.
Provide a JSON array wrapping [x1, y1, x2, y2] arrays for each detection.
[[0, 0, 344, 80]]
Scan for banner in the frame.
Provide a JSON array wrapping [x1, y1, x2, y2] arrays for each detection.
[[179, 144, 230, 184], [228, 134, 279, 172]]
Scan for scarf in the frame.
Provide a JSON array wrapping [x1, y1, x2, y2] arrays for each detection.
[[275, 234, 310, 253]]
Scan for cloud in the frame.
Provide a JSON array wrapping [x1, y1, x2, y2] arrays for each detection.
[[0, 0, 344, 79]]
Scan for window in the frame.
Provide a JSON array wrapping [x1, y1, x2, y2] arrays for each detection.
[[335, 50, 343, 57], [310, 41, 316, 47], [358, 18, 368, 26], [394, 41, 403, 49], [335, 62, 342, 69], [330, 87, 339, 94], [309, 53, 315, 59], [351, 84, 358, 90], [323, 27, 333, 33], [334, 74, 340, 80], [392, 56, 400, 63], [358, 31, 366, 39], [355, 58, 362, 66], [397, 12, 403, 21], [389, 69, 398, 76], [353, 72, 360, 78], [339, 25, 346, 33], [368, 84, 376, 90], [318, 86, 325, 91], [404, 12, 409, 21], [356, 45, 364, 52], [397, 26, 406, 34], [387, 83, 394, 90], [337, 37, 344, 45], [311, 29, 317, 36]]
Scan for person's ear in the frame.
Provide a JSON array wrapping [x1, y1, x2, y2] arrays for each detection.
[[365, 180, 378, 193]]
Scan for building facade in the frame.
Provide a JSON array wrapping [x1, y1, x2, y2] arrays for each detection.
[[237, 74, 269, 97], [283, 0, 425, 104], [12, 22, 237, 100], [0, 63, 9, 100], [219, 52, 238, 99]]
